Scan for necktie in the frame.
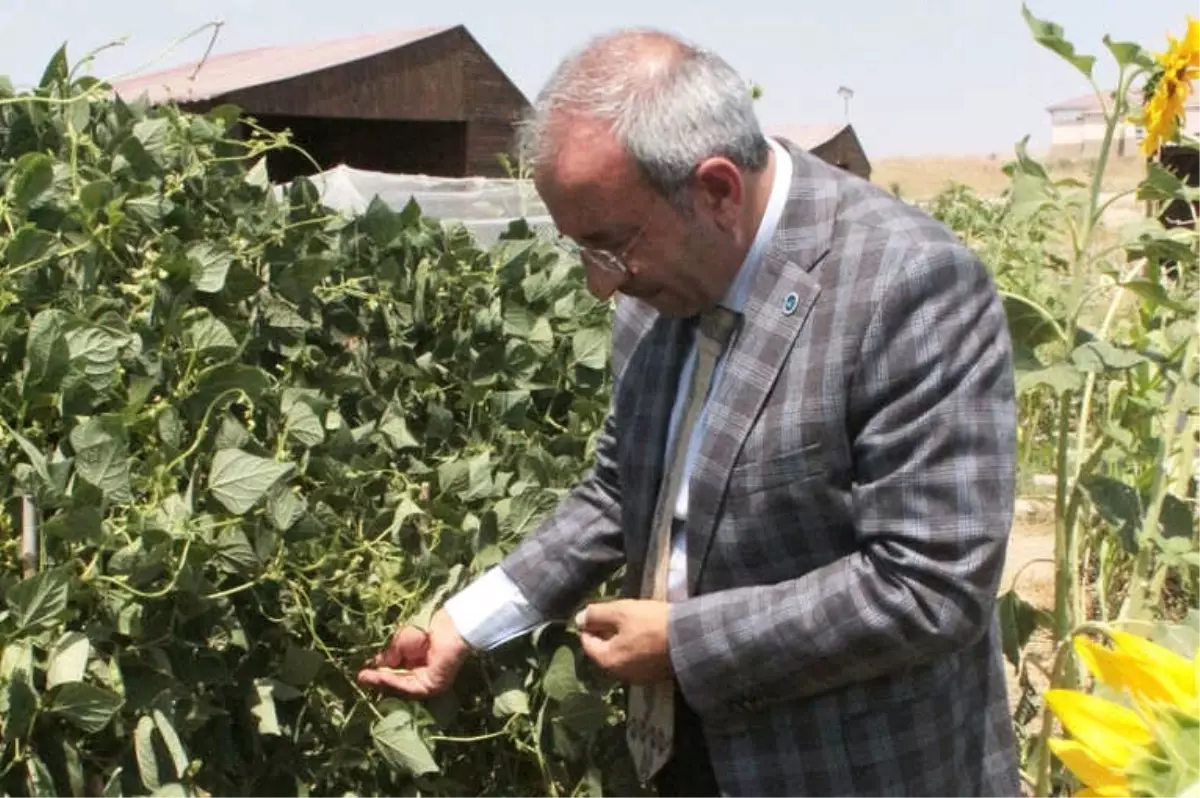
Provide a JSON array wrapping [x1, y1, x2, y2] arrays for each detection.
[[626, 306, 739, 784]]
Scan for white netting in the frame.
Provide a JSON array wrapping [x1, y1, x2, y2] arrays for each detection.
[[280, 165, 559, 246]]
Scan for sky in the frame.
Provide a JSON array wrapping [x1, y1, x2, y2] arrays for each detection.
[[3, 0, 1195, 159]]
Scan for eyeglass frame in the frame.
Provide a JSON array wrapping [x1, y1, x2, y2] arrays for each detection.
[[567, 220, 650, 277]]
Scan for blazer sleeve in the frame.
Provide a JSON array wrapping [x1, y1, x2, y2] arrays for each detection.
[[667, 242, 1018, 718], [494, 297, 655, 618], [495, 407, 625, 618]]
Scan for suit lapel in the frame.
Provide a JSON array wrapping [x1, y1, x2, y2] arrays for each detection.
[[685, 142, 843, 594]]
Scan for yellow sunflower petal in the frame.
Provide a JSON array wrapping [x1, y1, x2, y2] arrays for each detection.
[[1107, 631, 1199, 704], [1045, 689, 1153, 769], [1075, 634, 1185, 706], [1050, 738, 1129, 792]]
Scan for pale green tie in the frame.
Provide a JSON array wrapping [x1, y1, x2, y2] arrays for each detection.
[[626, 306, 738, 784]]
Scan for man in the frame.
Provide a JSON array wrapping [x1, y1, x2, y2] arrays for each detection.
[[359, 28, 1020, 797]]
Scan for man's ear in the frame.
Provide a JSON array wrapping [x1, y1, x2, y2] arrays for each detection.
[[692, 157, 744, 230]]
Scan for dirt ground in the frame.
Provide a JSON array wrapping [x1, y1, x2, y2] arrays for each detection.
[[1001, 499, 1059, 794]]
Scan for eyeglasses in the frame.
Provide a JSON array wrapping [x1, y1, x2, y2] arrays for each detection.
[[571, 222, 649, 277]]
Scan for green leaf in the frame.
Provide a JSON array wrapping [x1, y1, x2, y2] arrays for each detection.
[[543, 646, 581, 701], [7, 425, 50, 485], [65, 323, 127, 392], [492, 671, 531, 717], [1103, 36, 1154, 69], [1119, 279, 1195, 315], [997, 590, 1049, 668], [1160, 494, 1196, 541], [185, 315, 238, 356], [45, 682, 123, 733], [207, 449, 294, 515], [1138, 161, 1191, 203], [39, 43, 69, 87], [7, 152, 55, 209], [555, 692, 608, 736], [24, 308, 71, 390], [213, 525, 260, 576], [47, 631, 90, 688], [135, 715, 161, 792], [152, 709, 189, 780], [1081, 475, 1142, 553], [26, 755, 56, 798], [267, 483, 305, 532], [1017, 362, 1083, 395], [1070, 341, 1147, 372], [371, 710, 440, 776], [379, 406, 420, 450], [1021, 4, 1095, 78], [69, 416, 133, 501], [282, 389, 325, 448], [5, 226, 56, 267], [132, 118, 170, 158], [571, 328, 609, 371], [6, 565, 70, 631], [281, 645, 324, 687], [188, 242, 234, 293]]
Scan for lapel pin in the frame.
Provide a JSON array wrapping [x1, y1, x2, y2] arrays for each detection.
[[782, 292, 799, 315]]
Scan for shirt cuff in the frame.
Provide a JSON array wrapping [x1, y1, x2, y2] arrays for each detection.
[[443, 566, 547, 650]]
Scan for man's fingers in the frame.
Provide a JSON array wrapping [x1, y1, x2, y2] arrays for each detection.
[[378, 626, 430, 669], [577, 600, 623, 636], [357, 667, 436, 698], [578, 631, 612, 670]]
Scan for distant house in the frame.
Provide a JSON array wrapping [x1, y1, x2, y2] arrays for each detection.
[[1046, 88, 1200, 159], [111, 26, 531, 180], [768, 123, 872, 181]]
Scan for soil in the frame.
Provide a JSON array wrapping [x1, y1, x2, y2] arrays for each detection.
[[1000, 504, 1059, 795]]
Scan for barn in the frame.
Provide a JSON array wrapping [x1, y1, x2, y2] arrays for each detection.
[[110, 26, 531, 180], [767, 123, 872, 181]]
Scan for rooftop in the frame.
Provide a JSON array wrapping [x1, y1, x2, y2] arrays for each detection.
[[110, 26, 451, 105]]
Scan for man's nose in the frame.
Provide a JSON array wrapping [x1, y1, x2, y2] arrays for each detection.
[[585, 263, 625, 301]]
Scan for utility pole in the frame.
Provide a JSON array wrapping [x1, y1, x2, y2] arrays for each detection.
[[838, 85, 854, 123]]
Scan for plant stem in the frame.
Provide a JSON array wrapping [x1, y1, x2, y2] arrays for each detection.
[[1121, 335, 1198, 618], [1053, 390, 1075, 648]]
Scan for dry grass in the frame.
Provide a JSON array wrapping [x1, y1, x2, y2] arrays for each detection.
[[870, 152, 1148, 203]]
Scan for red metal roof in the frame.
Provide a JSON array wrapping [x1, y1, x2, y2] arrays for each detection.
[[110, 26, 452, 104]]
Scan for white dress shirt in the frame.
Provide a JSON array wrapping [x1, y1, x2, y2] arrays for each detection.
[[444, 139, 794, 649]]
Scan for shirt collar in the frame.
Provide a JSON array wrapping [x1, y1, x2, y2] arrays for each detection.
[[720, 137, 793, 313]]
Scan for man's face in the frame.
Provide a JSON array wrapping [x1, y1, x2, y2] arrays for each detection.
[[534, 119, 743, 318]]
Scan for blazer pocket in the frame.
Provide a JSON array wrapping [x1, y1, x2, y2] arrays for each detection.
[[729, 442, 824, 495]]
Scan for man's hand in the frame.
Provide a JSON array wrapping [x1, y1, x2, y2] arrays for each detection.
[[357, 609, 471, 698], [576, 599, 673, 684]]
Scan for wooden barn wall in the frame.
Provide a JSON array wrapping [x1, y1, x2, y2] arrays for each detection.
[[465, 119, 520, 177], [811, 137, 871, 181], [459, 30, 531, 121], [251, 114, 468, 181], [217, 33, 468, 121]]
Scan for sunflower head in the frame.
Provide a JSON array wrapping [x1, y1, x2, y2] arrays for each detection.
[[1047, 629, 1199, 797], [1134, 16, 1200, 156]]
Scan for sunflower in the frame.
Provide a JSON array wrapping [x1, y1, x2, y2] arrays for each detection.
[[1135, 16, 1200, 156], [1046, 629, 1199, 797]]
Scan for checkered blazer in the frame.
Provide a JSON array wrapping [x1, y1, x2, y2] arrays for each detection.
[[500, 140, 1021, 796]]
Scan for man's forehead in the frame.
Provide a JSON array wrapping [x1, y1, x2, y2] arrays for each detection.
[[534, 120, 646, 240]]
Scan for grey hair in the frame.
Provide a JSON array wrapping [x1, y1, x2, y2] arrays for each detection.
[[517, 29, 770, 205]]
